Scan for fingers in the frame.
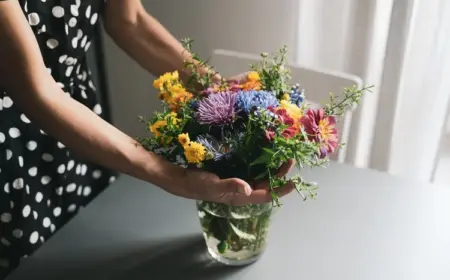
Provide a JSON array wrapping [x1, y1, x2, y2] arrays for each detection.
[[276, 159, 295, 177], [217, 178, 252, 197], [230, 182, 295, 206]]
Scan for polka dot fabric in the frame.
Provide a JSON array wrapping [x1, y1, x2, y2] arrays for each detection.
[[0, 1, 117, 278]]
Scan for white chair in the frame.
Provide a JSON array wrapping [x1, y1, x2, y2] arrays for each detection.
[[210, 49, 363, 163]]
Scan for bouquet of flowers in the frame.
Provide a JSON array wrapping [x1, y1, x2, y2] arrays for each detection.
[[138, 39, 371, 265]]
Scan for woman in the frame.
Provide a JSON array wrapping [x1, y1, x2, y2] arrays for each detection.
[[0, 0, 294, 277]]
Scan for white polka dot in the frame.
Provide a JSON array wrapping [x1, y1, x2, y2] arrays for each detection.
[[109, 176, 117, 183], [77, 29, 83, 39], [33, 211, 38, 220], [93, 104, 102, 115], [67, 204, 77, 213], [52, 6, 65, 18], [9, 201, 13, 209], [65, 66, 74, 77], [20, 114, 30, 123], [71, 37, 78, 49], [75, 164, 81, 175], [12, 178, 24, 190], [1, 238, 10, 246], [57, 164, 66, 174], [90, 13, 98, 25], [50, 224, 56, 233], [57, 142, 65, 149], [24, 1, 28, 12], [4, 183, 9, 193], [80, 36, 88, 48], [8, 127, 20, 138], [29, 231, 39, 244], [28, 13, 40, 26], [28, 167, 37, 177], [42, 153, 54, 162], [22, 205, 31, 218], [1, 213, 12, 223], [56, 187, 63, 195], [86, 5, 91, 18], [84, 41, 91, 51], [92, 170, 102, 179], [27, 141, 37, 151], [70, 5, 79, 16], [2, 96, 13, 108], [75, 0, 81, 6], [37, 24, 47, 34], [41, 176, 51, 185], [26, 185, 30, 194], [88, 80, 96, 90], [46, 38, 59, 49], [42, 217, 51, 228], [83, 186, 92, 197], [81, 164, 88, 176], [46, 199, 51, 206], [0, 132, 4, 143], [35, 192, 43, 203], [12, 229, 23, 238], [81, 90, 88, 99], [53, 207, 61, 217], [68, 160, 75, 170], [0, 259, 9, 268], [77, 186, 82, 196], [6, 149, 12, 160], [69, 17, 77, 27], [40, 129, 47, 135], [59, 54, 68, 63], [18, 156, 24, 167], [66, 183, 76, 193]]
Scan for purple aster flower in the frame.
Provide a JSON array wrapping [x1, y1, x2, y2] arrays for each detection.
[[195, 92, 237, 125], [236, 90, 279, 114]]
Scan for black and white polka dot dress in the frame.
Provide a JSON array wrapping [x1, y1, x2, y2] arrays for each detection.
[[0, 1, 117, 278]]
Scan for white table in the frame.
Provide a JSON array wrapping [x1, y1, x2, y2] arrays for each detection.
[[7, 163, 450, 280]]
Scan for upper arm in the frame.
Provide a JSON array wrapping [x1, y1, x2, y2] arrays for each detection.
[[102, 0, 145, 32], [0, 1, 48, 94]]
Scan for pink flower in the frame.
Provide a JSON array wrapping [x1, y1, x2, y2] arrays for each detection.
[[300, 109, 339, 158], [265, 129, 275, 141]]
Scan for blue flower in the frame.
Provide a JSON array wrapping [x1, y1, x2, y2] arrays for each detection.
[[196, 134, 232, 161], [236, 90, 279, 114], [290, 84, 305, 106]]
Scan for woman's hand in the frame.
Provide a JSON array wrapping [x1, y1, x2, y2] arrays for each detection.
[[158, 160, 295, 206]]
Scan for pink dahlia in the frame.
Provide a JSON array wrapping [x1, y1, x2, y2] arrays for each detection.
[[300, 108, 339, 158]]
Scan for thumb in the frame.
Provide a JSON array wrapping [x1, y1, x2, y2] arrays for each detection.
[[218, 178, 252, 196]]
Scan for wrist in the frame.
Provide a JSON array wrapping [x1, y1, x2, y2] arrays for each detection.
[[141, 152, 186, 190]]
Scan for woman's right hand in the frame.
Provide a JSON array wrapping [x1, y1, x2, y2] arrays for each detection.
[[156, 160, 295, 206]]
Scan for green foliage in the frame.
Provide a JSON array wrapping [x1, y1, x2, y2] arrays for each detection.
[[250, 46, 291, 98]]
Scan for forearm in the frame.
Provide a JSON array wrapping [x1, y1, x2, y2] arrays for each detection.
[[103, 2, 208, 82], [16, 75, 183, 187], [0, 1, 183, 189]]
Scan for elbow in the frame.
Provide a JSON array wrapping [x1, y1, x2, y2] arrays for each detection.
[[103, 3, 144, 39]]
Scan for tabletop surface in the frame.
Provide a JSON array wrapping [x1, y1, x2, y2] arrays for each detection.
[[7, 163, 450, 280]]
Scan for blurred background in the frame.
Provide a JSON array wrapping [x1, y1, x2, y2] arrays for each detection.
[[89, 0, 450, 186]]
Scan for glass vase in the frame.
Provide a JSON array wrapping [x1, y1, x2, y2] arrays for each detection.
[[196, 200, 273, 266]]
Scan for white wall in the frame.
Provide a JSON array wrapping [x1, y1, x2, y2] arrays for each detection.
[[103, 0, 298, 137]]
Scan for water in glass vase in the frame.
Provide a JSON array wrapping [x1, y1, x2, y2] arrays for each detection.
[[197, 201, 273, 266]]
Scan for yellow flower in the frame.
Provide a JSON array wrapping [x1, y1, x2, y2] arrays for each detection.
[[281, 93, 290, 101], [279, 100, 303, 130], [178, 133, 190, 147], [149, 120, 167, 137], [153, 71, 180, 89], [183, 142, 206, 164], [247, 71, 260, 81]]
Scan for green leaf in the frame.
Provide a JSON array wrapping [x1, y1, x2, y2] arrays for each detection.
[[250, 148, 275, 166]]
